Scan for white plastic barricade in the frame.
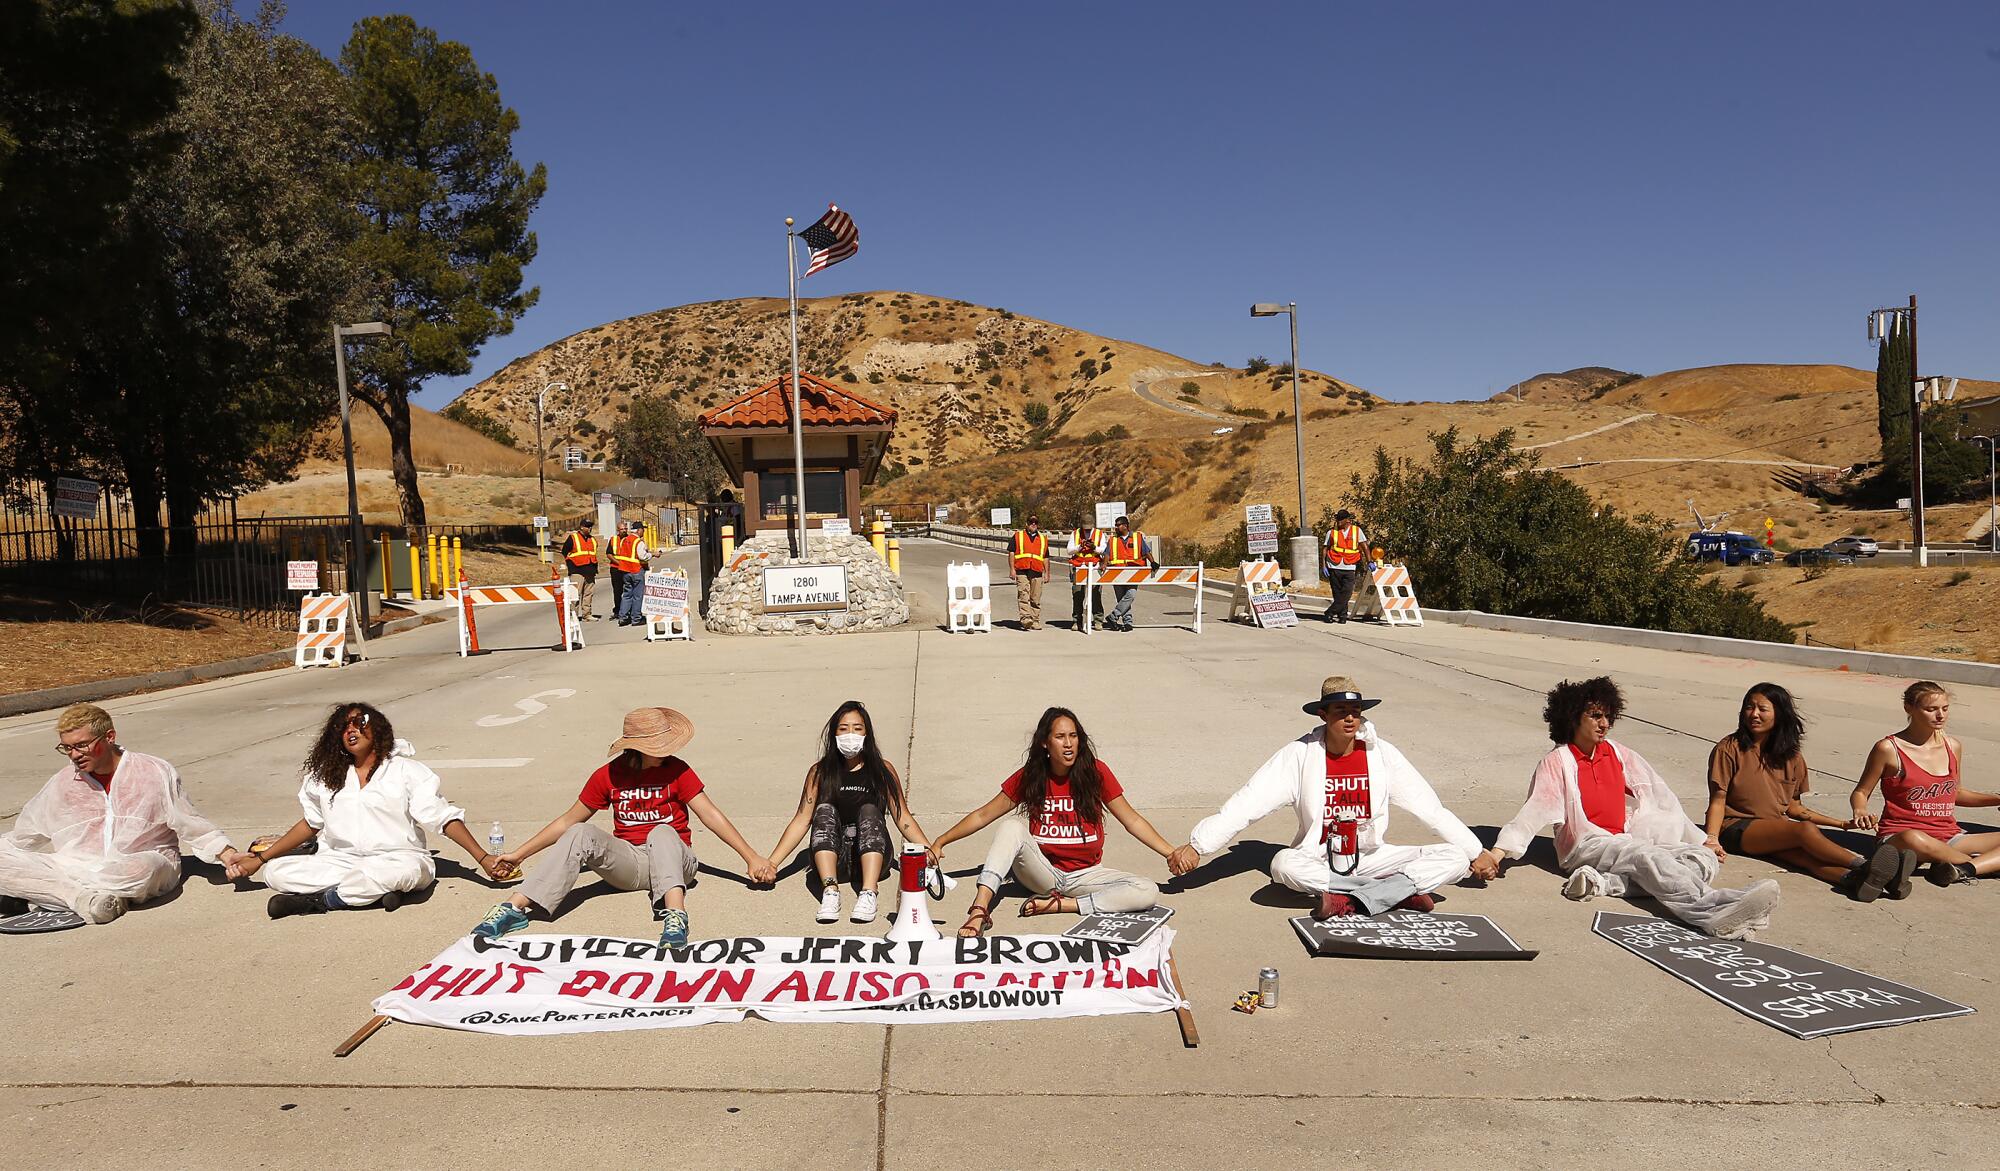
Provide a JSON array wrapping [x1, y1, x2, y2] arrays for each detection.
[[946, 562, 992, 633], [294, 593, 351, 668], [1077, 564, 1205, 634], [445, 579, 584, 656], [641, 568, 693, 642], [1228, 559, 1296, 627], [1349, 563, 1424, 626]]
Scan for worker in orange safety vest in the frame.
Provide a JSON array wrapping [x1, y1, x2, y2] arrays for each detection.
[[609, 519, 652, 626], [1069, 520, 1108, 633], [1320, 508, 1375, 624], [561, 517, 600, 623], [1102, 514, 1159, 632], [1009, 515, 1049, 631]]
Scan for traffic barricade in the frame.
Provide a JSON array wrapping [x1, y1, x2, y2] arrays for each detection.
[[294, 593, 352, 668], [1228, 559, 1296, 627], [641, 568, 693, 642], [1077, 564, 1206, 634], [947, 562, 992, 633], [444, 574, 584, 656], [1350, 562, 1424, 626]]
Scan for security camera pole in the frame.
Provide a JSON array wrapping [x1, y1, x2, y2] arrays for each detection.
[[1251, 302, 1317, 586]]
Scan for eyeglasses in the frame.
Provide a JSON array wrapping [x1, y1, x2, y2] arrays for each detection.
[[54, 733, 106, 757], [342, 713, 371, 730]]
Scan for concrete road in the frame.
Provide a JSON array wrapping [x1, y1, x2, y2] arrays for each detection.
[[1, 538, 1994, 1169]]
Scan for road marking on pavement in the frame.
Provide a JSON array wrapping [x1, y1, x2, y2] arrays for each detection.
[[475, 688, 576, 727], [428, 758, 534, 769]]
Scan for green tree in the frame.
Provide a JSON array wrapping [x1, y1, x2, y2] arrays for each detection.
[[0, 0, 197, 545], [1021, 401, 1050, 427], [441, 400, 519, 448], [338, 13, 547, 526], [1347, 426, 1793, 642], [1875, 313, 1912, 459], [609, 394, 725, 497], [116, 0, 363, 553]]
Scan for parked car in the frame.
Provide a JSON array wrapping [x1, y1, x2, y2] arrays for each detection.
[[1684, 530, 1775, 566], [1784, 546, 1856, 567], [1825, 536, 1880, 557]]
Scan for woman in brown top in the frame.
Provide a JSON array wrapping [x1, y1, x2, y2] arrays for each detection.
[[1703, 683, 1917, 901]]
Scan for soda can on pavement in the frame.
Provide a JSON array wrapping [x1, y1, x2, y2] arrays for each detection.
[[1258, 967, 1279, 1009]]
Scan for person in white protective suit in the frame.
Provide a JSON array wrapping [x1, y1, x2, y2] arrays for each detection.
[[1167, 676, 1481, 919], [226, 702, 508, 917], [1471, 675, 1781, 940], [0, 704, 245, 925]]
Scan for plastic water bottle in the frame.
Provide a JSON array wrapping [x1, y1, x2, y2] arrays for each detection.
[[488, 821, 505, 854]]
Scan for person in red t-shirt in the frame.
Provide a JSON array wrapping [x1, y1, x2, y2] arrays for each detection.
[[930, 706, 1178, 937], [469, 707, 775, 948], [1850, 680, 2000, 887], [1475, 677, 1782, 940]]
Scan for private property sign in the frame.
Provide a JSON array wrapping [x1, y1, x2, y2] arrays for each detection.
[[52, 477, 100, 520], [1244, 503, 1279, 555], [762, 564, 849, 614]]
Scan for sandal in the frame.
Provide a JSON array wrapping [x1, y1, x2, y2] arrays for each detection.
[[958, 905, 994, 938], [1020, 894, 1066, 917]]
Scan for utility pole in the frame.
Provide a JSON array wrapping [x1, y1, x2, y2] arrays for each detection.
[[1908, 294, 1924, 564]]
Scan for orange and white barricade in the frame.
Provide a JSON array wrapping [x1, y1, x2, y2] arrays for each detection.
[[947, 562, 992, 633], [641, 568, 693, 642], [294, 593, 353, 668], [1229, 559, 1285, 623], [1077, 564, 1206, 634], [1350, 562, 1424, 626], [443, 577, 584, 656]]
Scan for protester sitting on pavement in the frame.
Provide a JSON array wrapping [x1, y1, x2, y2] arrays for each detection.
[[470, 707, 776, 947], [0, 703, 246, 925], [1472, 676, 1781, 940], [226, 703, 507, 918], [1102, 515, 1158, 632], [1703, 683, 1915, 901], [930, 706, 1176, 936], [1167, 676, 1480, 919], [765, 701, 935, 925], [1849, 681, 2000, 887]]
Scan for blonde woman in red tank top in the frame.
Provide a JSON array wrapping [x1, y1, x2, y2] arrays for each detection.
[[1850, 681, 2000, 887]]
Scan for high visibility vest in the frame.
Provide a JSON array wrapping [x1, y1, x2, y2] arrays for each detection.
[[1011, 530, 1048, 574], [1070, 529, 1104, 567], [609, 534, 643, 572], [1324, 525, 1362, 568], [564, 532, 598, 570], [1107, 532, 1148, 566]]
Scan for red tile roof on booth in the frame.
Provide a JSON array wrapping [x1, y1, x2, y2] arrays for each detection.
[[698, 373, 898, 430]]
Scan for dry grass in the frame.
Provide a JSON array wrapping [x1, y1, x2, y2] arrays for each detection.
[[239, 470, 593, 525], [322, 402, 536, 476], [1716, 563, 2000, 664], [0, 592, 292, 696]]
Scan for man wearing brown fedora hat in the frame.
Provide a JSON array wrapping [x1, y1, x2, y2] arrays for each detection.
[[472, 707, 776, 947], [1168, 676, 1481, 919]]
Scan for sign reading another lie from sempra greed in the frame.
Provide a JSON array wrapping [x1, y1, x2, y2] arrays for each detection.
[[1592, 912, 1972, 1038], [762, 564, 849, 614]]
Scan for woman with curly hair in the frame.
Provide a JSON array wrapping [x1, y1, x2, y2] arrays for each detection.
[[765, 700, 934, 924], [1703, 683, 1915, 900], [929, 706, 1177, 937], [1473, 676, 1782, 940], [226, 703, 505, 918]]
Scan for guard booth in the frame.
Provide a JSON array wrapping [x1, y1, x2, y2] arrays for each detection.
[[696, 494, 744, 617], [697, 373, 898, 558]]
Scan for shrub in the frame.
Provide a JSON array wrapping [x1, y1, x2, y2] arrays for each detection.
[[1105, 424, 1130, 440], [1947, 569, 1973, 586], [1245, 356, 1272, 375], [1180, 381, 1200, 396], [1236, 407, 1269, 419], [440, 401, 519, 448], [1022, 402, 1050, 426]]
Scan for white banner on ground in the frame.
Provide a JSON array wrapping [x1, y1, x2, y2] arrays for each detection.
[[371, 931, 1183, 1036], [640, 568, 689, 618]]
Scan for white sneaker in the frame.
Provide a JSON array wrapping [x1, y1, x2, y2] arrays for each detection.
[[1710, 879, 1782, 940], [1561, 866, 1605, 902], [850, 890, 879, 924], [816, 886, 842, 923], [77, 890, 127, 925]]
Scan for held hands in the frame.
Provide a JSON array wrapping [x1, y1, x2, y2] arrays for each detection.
[[1468, 849, 1502, 881], [746, 855, 778, 885], [481, 853, 520, 882], [1849, 810, 1878, 831], [1166, 844, 1200, 877], [223, 851, 262, 881]]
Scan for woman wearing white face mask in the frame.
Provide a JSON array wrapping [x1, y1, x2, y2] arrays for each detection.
[[767, 701, 933, 924]]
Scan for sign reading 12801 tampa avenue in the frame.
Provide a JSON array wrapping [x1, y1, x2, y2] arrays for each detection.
[[762, 565, 849, 614]]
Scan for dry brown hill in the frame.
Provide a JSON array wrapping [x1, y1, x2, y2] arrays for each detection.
[[1488, 366, 1638, 403], [447, 292, 1376, 479]]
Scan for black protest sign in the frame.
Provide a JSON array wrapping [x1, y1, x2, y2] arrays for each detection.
[[1064, 905, 1174, 945], [0, 908, 87, 934], [1592, 912, 1973, 1039], [1289, 911, 1537, 960]]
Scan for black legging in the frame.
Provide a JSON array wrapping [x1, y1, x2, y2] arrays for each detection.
[[810, 801, 890, 860]]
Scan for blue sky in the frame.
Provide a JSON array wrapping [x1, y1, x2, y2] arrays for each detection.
[[280, 1, 2000, 407]]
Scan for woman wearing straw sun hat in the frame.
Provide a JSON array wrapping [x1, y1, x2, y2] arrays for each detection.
[[469, 707, 776, 947]]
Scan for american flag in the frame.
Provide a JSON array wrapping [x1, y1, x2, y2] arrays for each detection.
[[799, 204, 859, 277]]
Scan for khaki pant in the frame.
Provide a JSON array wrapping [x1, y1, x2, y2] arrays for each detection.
[[1013, 569, 1044, 629], [974, 812, 1157, 914], [570, 571, 596, 621], [519, 823, 698, 915]]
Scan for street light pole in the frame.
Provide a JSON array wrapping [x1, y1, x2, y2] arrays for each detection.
[[332, 321, 391, 628], [1251, 301, 1318, 586]]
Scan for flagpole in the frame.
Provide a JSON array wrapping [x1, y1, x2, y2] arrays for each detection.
[[786, 217, 805, 558]]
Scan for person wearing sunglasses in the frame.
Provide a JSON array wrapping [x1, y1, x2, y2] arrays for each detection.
[[0, 703, 245, 925], [224, 703, 507, 917]]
